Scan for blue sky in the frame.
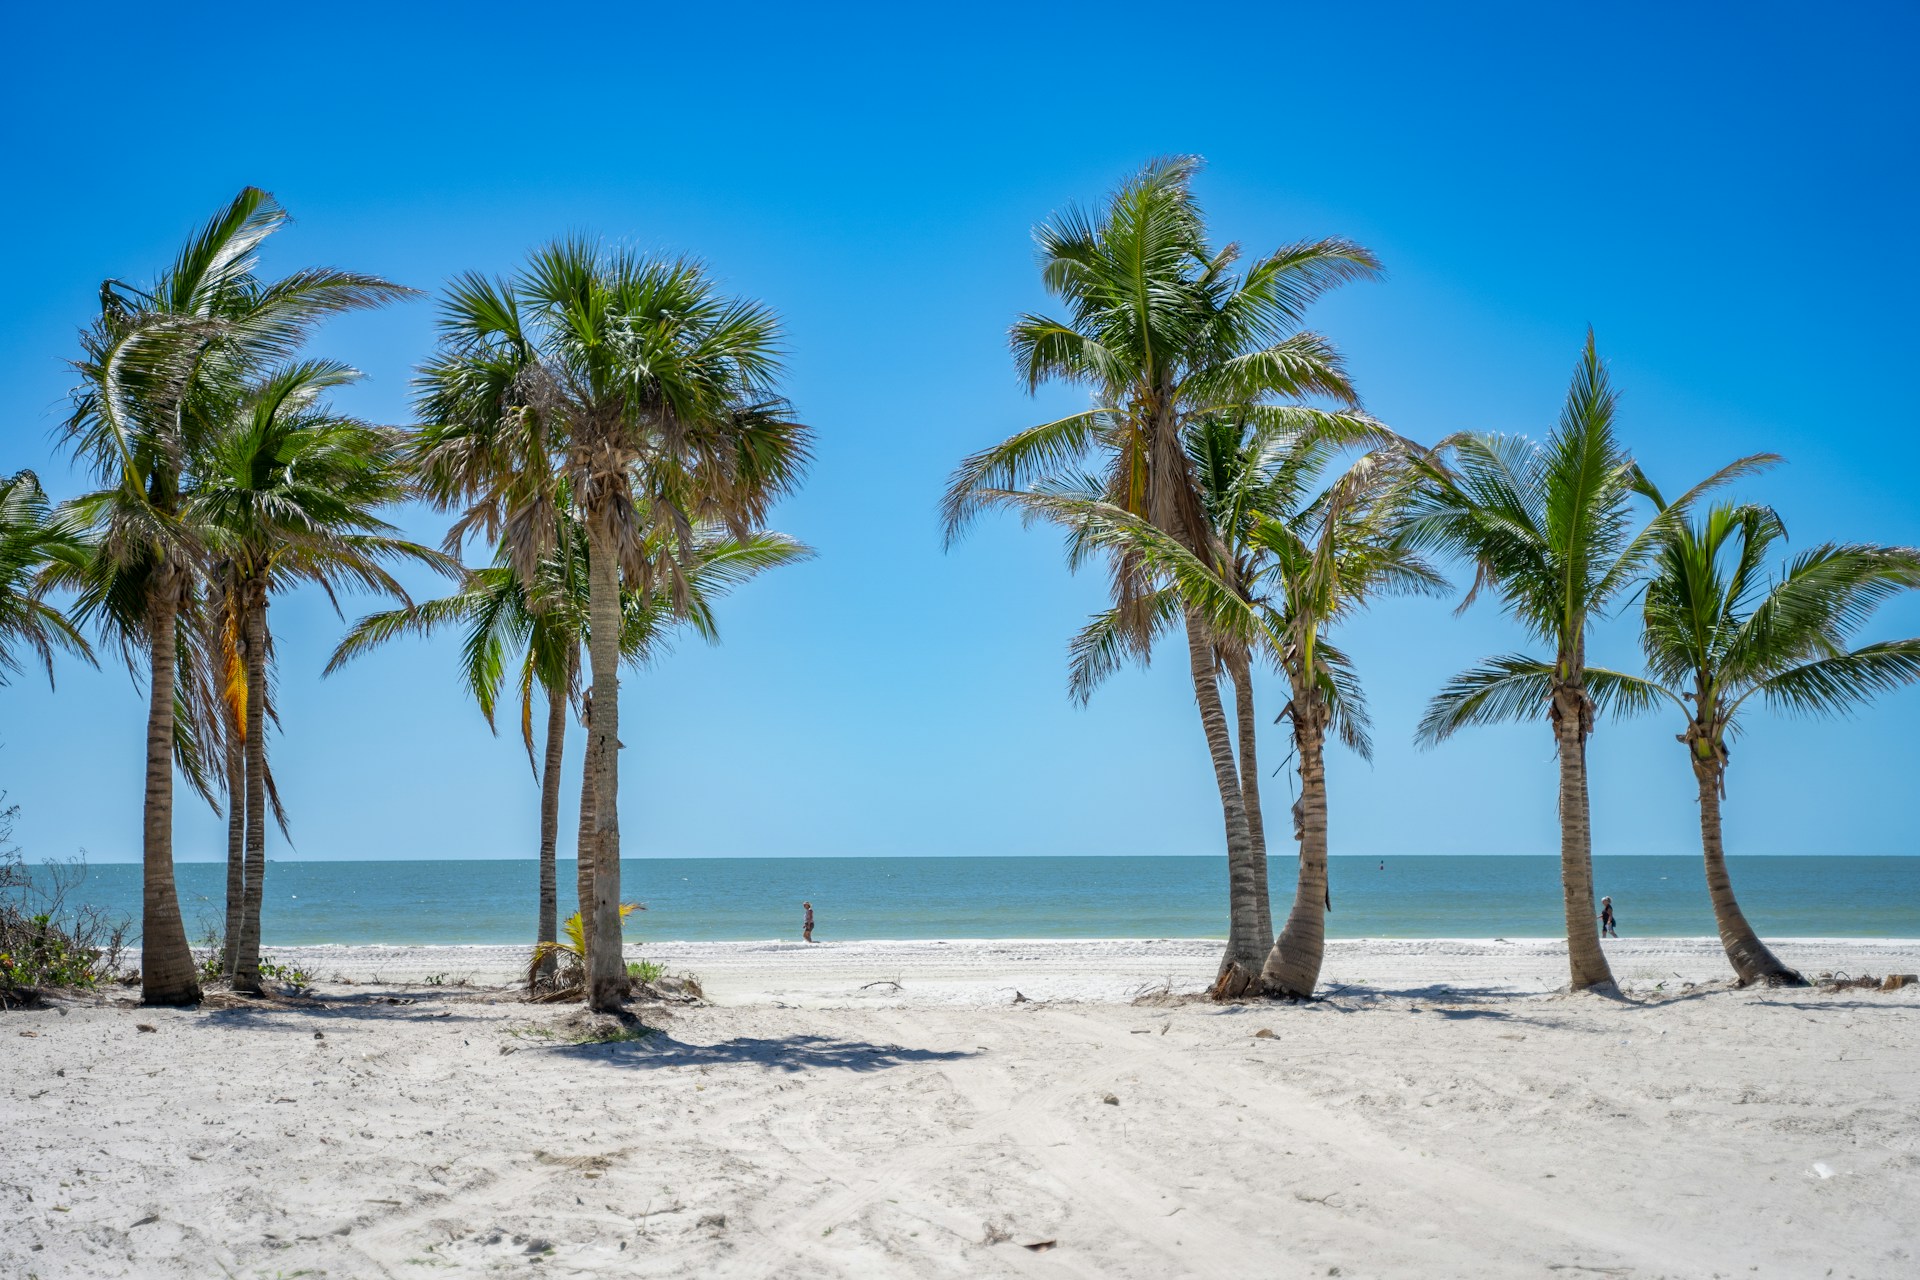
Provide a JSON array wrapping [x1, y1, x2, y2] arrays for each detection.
[[4, 2, 1917, 863]]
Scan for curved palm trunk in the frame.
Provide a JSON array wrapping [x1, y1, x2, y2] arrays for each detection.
[[231, 590, 269, 994], [140, 572, 199, 1007], [532, 672, 568, 983], [1262, 701, 1330, 997], [583, 521, 627, 1010], [1695, 765, 1804, 986], [221, 713, 244, 978], [1226, 650, 1272, 945], [1553, 686, 1615, 992], [1191, 616, 1262, 998]]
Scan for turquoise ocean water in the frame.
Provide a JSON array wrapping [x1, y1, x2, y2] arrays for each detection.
[[34, 855, 1920, 945]]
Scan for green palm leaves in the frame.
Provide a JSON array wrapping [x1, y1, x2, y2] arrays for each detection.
[[0, 472, 92, 687]]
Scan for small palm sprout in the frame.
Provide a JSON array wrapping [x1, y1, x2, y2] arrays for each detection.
[[528, 903, 642, 991]]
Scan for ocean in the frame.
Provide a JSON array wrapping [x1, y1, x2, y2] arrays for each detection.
[[26, 855, 1919, 946]]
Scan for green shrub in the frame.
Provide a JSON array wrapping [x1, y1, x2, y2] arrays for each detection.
[[626, 958, 665, 984], [1, 802, 128, 1002]]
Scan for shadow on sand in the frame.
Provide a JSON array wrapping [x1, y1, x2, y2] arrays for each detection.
[[544, 1028, 979, 1073]]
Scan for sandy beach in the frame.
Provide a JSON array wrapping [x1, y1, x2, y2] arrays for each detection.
[[6, 937, 1919, 1279]]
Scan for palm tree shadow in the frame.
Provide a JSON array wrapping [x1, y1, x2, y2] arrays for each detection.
[[1751, 998, 1918, 1013], [197, 989, 497, 1028], [548, 1030, 979, 1073], [1312, 983, 1628, 1031]]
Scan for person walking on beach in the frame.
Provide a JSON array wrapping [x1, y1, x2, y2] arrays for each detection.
[[802, 901, 815, 943], [1600, 896, 1617, 938]]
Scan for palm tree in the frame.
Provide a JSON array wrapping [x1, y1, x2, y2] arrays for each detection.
[[0, 471, 93, 686], [1226, 437, 1445, 998], [414, 248, 809, 1010], [1624, 503, 1920, 984], [1059, 418, 1439, 998], [942, 156, 1382, 996], [56, 188, 410, 1005], [328, 520, 808, 984], [192, 361, 447, 992], [1408, 333, 1771, 993]]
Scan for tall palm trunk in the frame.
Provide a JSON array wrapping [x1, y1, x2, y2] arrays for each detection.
[[575, 696, 597, 978], [1553, 682, 1615, 991], [584, 518, 627, 1010], [231, 586, 269, 994], [1694, 763, 1804, 986], [1226, 650, 1272, 945], [221, 707, 244, 977], [532, 665, 568, 983], [140, 568, 199, 1006], [1192, 615, 1263, 998], [1262, 695, 1331, 997]]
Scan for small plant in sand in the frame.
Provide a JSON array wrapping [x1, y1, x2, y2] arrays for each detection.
[[627, 958, 665, 984], [527, 903, 642, 991], [256, 960, 315, 993]]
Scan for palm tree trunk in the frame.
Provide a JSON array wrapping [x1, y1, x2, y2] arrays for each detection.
[[1226, 650, 1272, 945], [576, 721, 597, 979], [1262, 700, 1330, 997], [1553, 686, 1615, 992], [1190, 614, 1262, 999], [532, 669, 568, 983], [1695, 764, 1804, 986], [583, 520, 627, 1010], [230, 588, 269, 995], [221, 710, 244, 978], [140, 570, 199, 1007]]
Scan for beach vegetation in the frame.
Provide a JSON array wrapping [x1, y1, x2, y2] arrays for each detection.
[[1, 818, 130, 1003], [413, 242, 810, 1012], [1406, 333, 1774, 992], [627, 957, 666, 984], [255, 959, 315, 993], [942, 155, 1383, 997], [527, 902, 642, 991]]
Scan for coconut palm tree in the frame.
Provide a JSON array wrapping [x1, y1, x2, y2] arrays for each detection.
[[941, 155, 1383, 996], [192, 361, 448, 992], [414, 249, 810, 1010], [1231, 439, 1445, 998], [328, 519, 808, 984], [1407, 333, 1772, 993], [1621, 503, 1919, 984], [0, 470, 93, 687], [56, 188, 410, 1005], [1058, 417, 1440, 998]]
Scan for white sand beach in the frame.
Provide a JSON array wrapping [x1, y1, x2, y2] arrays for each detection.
[[7, 937, 1920, 1279]]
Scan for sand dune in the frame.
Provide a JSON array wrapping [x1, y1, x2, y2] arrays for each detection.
[[6, 938, 1918, 1278]]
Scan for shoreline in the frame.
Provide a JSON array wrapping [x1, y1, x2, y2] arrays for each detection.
[[254, 935, 1920, 1005]]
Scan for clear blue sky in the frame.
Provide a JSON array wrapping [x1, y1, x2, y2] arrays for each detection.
[[4, 2, 1917, 863]]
